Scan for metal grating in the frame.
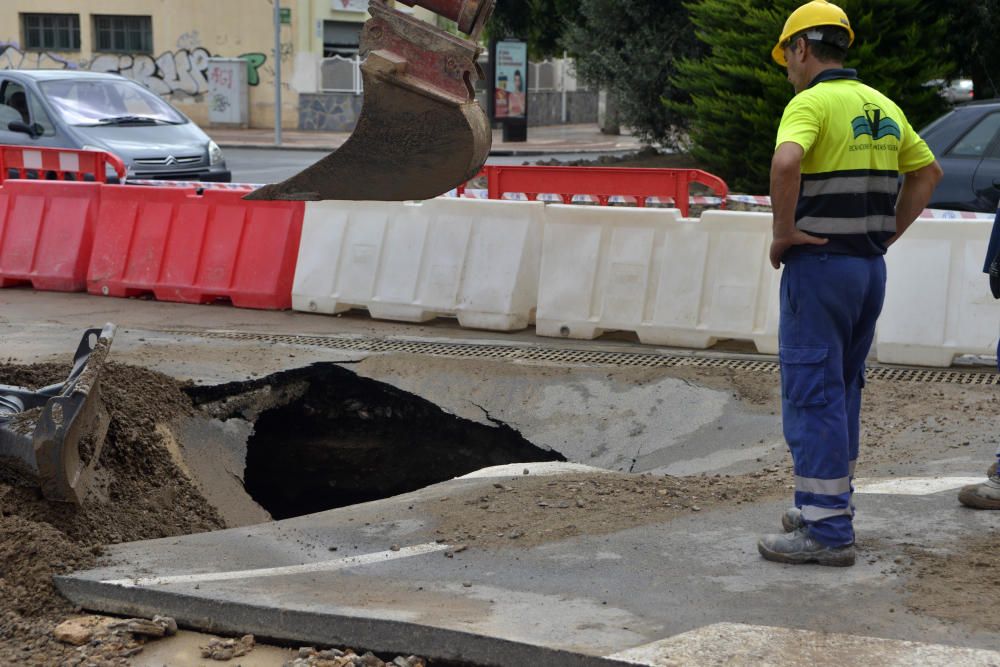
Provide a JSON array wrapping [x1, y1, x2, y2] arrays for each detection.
[[159, 330, 1000, 385]]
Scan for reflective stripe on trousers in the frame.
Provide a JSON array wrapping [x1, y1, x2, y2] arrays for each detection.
[[779, 253, 886, 547]]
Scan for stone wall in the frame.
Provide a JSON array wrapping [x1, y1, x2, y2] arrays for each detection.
[[527, 91, 599, 127], [298, 93, 364, 132], [298, 91, 599, 132]]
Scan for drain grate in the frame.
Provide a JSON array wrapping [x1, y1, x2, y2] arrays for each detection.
[[159, 330, 1000, 385]]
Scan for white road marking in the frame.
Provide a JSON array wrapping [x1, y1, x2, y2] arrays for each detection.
[[607, 623, 1000, 666], [853, 476, 983, 496], [100, 542, 451, 588]]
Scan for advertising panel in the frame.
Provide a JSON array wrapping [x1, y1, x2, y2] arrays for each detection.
[[494, 40, 527, 119]]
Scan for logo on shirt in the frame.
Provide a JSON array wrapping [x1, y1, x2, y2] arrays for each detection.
[[852, 104, 901, 141]]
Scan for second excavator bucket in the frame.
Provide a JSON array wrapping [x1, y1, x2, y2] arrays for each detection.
[[0, 324, 115, 504], [245, 0, 495, 202]]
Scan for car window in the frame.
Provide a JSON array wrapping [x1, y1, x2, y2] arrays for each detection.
[[0, 81, 29, 127], [39, 78, 185, 126], [947, 112, 1000, 158], [25, 91, 56, 136], [0, 82, 57, 137]]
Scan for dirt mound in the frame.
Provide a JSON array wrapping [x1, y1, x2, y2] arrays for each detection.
[[0, 361, 226, 665]]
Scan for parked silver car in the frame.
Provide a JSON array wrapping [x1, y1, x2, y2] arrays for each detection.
[[0, 69, 230, 182], [926, 78, 975, 104]]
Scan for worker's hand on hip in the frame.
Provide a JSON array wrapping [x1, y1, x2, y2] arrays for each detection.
[[769, 230, 828, 269]]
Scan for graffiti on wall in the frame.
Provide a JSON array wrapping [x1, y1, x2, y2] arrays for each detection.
[[239, 53, 267, 86], [91, 48, 213, 96], [0, 43, 268, 96], [0, 43, 79, 70]]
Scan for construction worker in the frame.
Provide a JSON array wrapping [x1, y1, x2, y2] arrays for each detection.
[[957, 206, 1000, 509], [758, 0, 943, 566]]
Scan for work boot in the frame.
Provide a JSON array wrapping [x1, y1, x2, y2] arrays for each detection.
[[758, 528, 856, 567], [781, 507, 803, 532], [958, 463, 1000, 510]]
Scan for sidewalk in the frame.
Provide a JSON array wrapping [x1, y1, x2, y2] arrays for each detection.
[[207, 123, 644, 155]]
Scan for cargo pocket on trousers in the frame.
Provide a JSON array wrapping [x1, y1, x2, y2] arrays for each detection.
[[780, 346, 828, 407]]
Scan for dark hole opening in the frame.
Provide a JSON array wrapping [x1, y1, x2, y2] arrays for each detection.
[[186, 363, 563, 520]]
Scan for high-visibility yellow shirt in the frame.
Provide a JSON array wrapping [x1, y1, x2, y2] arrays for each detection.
[[775, 69, 936, 255]]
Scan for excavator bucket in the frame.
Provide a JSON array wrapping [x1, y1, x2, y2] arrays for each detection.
[[0, 324, 115, 504], [244, 0, 494, 202]]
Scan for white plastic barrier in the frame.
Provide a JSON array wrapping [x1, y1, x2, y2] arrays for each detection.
[[292, 198, 544, 331], [535, 206, 780, 352], [878, 218, 998, 367]]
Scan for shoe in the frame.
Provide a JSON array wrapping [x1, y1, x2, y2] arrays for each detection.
[[758, 528, 856, 566], [781, 507, 803, 532], [958, 468, 1000, 510]]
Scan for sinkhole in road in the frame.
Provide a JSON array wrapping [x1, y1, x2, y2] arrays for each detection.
[[186, 363, 563, 520]]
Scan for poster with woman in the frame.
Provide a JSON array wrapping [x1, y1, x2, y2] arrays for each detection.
[[494, 40, 527, 119]]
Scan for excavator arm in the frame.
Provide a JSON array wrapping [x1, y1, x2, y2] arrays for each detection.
[[245, 0, 495, 202]]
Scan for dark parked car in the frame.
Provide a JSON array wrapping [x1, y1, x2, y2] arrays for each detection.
[[0, 69, 230, 182], [920, 99, 1000, 212]]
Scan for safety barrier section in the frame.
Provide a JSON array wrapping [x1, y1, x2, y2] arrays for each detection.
[[292, 197, 544, 330], [877, 218, 998, 367], [87, 185, 304, 309], [456, 165, 728, 217], [0, 180, 103, 291], [125, 180, 263, 191], [535, 207, 779, 352], [0, 145, 126, 183]]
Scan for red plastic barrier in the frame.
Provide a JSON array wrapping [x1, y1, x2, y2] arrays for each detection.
[[0, 145, 126, 183], [457, 165, 728, 217], [0, 180, 102, 291], [88, 185, 304, 309]]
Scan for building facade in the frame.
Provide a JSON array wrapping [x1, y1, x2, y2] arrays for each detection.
[[0, 1, 595, 131]]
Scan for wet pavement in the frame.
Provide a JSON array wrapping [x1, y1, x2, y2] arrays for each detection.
[[53, 466, 1000, 665]]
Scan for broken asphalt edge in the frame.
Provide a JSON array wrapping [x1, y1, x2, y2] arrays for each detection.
[[51, 578, 634, 667]]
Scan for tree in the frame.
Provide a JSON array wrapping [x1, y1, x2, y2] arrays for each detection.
[[673, 0, 952, 192], [561, 0, 705, 148], [488, 0, 583, 58]]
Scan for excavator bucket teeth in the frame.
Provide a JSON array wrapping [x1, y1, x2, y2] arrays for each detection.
[[245, 0, 492, 202], [0, 324, 115, 504]]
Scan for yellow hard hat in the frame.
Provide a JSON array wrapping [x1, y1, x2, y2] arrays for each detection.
[[772, 0, 855, 66]]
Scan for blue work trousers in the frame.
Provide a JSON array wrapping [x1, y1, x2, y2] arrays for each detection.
[[779, 252, 886, 547]]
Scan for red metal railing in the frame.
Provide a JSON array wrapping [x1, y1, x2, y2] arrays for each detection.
[[457, 165, 728, 217], [0, 145, 127, 183]]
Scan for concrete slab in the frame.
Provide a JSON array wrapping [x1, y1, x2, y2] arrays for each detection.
[[608, 623, 1000, 666], [56, 465, 1000, 666]]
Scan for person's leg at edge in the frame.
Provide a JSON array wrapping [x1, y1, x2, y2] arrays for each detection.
[[956, 337, 1000, 508]]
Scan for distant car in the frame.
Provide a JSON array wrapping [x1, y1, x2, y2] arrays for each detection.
[[920, 99, 1000, 212], [926, 78, 975, 104], [0, 70, 230, 183]]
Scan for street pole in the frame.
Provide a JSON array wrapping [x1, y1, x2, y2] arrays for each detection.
[[273, 0, 282, 146], [560, 50, 568, 124]]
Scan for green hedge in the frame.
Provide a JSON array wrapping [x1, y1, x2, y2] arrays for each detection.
[[671, 0, 951, 192]]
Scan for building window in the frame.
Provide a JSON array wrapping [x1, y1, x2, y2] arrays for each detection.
[[94, 15, 152, 53], [323, 20, 362, 57], [22, 13, 81, 51]]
